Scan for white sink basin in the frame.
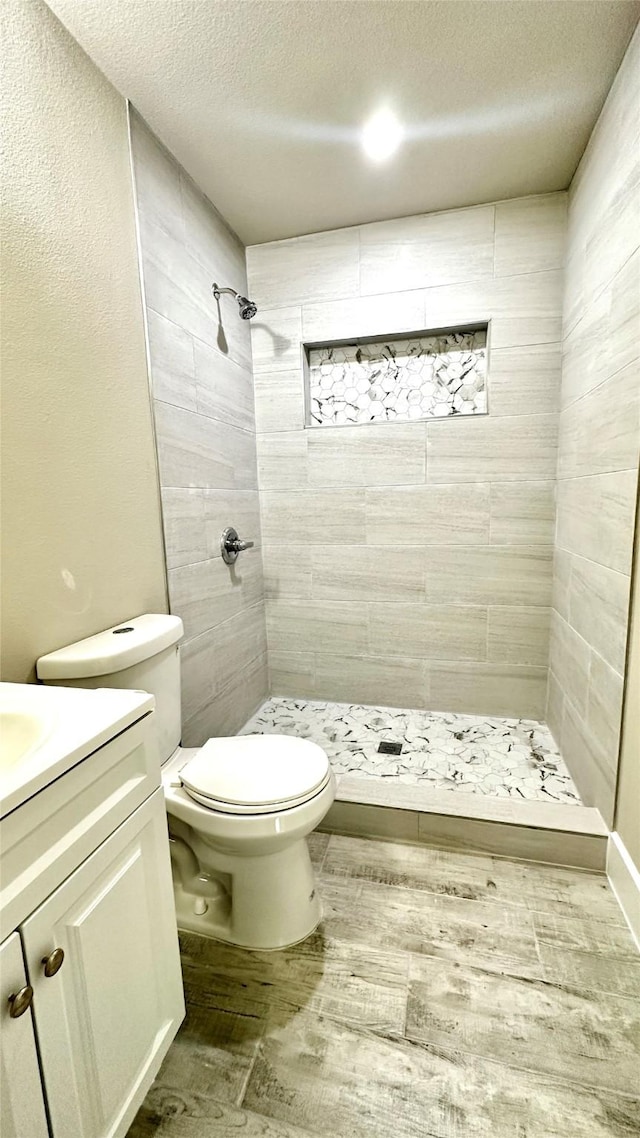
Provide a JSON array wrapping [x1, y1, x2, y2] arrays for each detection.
[[0, 708, 54, 769], [0, 682, 155, 818]]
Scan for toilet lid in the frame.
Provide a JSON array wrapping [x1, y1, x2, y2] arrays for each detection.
[[179, 734, 331, 814]]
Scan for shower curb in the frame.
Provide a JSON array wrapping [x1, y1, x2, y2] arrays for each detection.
[[319, 779, 608, 871]]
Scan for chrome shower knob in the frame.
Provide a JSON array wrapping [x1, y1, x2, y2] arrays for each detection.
[[221, 526, 255, 564]]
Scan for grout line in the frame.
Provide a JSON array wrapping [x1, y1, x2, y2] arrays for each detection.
[[251, 265, 563, 316], [154, 396, 258, 441]]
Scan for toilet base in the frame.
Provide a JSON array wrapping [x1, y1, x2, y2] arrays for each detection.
[[169, 832, 323, 950], [173, 885, 322, 951]]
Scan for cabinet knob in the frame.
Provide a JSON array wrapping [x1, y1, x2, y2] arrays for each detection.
[[42, 948, 65, 977], [8, 985, 34, 1018]]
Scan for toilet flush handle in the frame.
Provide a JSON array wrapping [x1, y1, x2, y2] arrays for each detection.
[[221, 526, 254, 565]]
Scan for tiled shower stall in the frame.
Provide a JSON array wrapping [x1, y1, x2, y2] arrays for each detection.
[[130, 31, 639, 831]]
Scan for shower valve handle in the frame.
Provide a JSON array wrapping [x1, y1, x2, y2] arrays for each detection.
[[221, 526, 254, 564]]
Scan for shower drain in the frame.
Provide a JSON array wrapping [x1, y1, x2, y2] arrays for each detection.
[[377, 741, 403, 756]]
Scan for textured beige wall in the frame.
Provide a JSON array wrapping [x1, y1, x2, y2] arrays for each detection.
[[616, 487, 640, 869], [247, 194, 566, 718], [547, 26, 640, 825], [129, 113, 267, 744], [0, 0, 167, 682]]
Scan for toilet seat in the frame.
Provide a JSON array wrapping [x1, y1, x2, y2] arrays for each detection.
[[179, 734, 331, 815]]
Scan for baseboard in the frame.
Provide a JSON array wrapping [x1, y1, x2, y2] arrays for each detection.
[[607, 832, 640, 950]]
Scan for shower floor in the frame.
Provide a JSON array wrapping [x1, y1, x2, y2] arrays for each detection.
[[240, 698, 581, 805]]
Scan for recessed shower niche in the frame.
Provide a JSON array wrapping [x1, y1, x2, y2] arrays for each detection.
[[304, 323, 489, 428]]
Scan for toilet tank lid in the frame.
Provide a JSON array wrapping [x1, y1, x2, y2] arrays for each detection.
[[36, 614, 184, 679]]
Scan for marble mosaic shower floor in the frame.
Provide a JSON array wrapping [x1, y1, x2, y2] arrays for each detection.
[[240, 698, 582, 805]]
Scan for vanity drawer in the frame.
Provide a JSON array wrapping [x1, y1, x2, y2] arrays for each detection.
[[0, 713, 160, 939]]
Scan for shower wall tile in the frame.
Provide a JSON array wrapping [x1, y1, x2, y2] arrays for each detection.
[[155, 400, 257, 490], [146, 309, 197, 411], [180, 607, 267, 727], [314, 653, 429, 709], [487, 606, 551, 666], [555, 470, 638, 575], [180, 173, 247, 296], [254, 370, 305, 433], [550, 548, 571, 623], [246, 227, 359, 308], [248, 190, 567, 720], [250, 306, 303, 375], [131, 112, 267, 733], [161, 487, 207, 570], [557, 363, 640, 480], [312, 546, 425, 603], [269, 651, 316, 698], [193, 339, 255, 431], [365, 484, 490, 546], [368, 603, 487, 661], [567, 555, 629, 674], [562, 252, 639, 410], [494, 194, 567, 277], [545, 669, 564, 746], [585, 652, 625, 763], [563, 38, 639, 338], [257, 431, 308, 489], [488, 271, 564, 348], [560, 701, 616, 825], [488, 344, 561, 418], [131, 116, 184, 238], [168, 554, 264, 641], [423, 546, 553, 608], [489, 482, 556, 546], [302, 290, 425, 343], [202, 488, 262, 558], [261, 489, 366, 546], [209, 602, 268, 695], [560, 290, 610, 409], [266, 600, 368, 655], [549, 28, 638, 819], [138, 210, 251, 372], [429, 662, 547, 719], [359, 205, 495, 295], [262, 547, 312, 600], [427, 413, 558, 484], [308, 423, 426, 487], [182, 651, 268, 747], [548, 611, 591, 717]]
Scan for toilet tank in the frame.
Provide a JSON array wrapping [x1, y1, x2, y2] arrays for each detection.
[[36, 614, 184, 763]]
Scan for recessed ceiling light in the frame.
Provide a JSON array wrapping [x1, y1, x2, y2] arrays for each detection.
[[361, 108, 404, 162]]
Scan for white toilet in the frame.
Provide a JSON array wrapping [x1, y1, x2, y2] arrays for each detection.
[[36, 614, 336, 950]]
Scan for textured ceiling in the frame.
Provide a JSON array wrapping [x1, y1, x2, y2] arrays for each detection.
[[46, 0, 639, 245]]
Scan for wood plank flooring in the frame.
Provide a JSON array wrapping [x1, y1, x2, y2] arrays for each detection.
[[127, 833, 640, 1138]]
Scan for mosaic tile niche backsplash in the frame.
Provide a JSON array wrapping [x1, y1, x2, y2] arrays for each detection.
[[307, 326, 488, 427]]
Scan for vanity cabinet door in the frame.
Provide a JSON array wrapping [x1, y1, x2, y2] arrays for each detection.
[[0, 932, 50, 1138], [21, 789, 184, 1138]]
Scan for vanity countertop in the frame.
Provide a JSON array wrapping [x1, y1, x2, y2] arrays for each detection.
[[0, 682, 154, 818]]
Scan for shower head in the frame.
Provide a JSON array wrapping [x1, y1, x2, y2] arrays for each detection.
[[212, 283, 258, 320], [237, 296, 258, 320]]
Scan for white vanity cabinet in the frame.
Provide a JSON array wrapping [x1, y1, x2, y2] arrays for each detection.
[[0, 695, 185, 1138], [0, 932, 49, 1138]]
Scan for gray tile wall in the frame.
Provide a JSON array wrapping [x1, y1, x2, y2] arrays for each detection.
[[247, 193, 567, 718], [546, 28, 640, 826], [130, 112, 267, 745]]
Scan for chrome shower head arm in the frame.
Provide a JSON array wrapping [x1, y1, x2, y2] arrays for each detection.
[[211, 282, 258, 320], [212, 283, 239, 300]]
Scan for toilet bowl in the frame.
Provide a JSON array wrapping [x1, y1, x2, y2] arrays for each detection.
[[163, 737, 336, 949], [36, 615, 336, 950]]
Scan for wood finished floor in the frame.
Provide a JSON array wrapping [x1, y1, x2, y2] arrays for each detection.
[[127, 834, 640, 1138]]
